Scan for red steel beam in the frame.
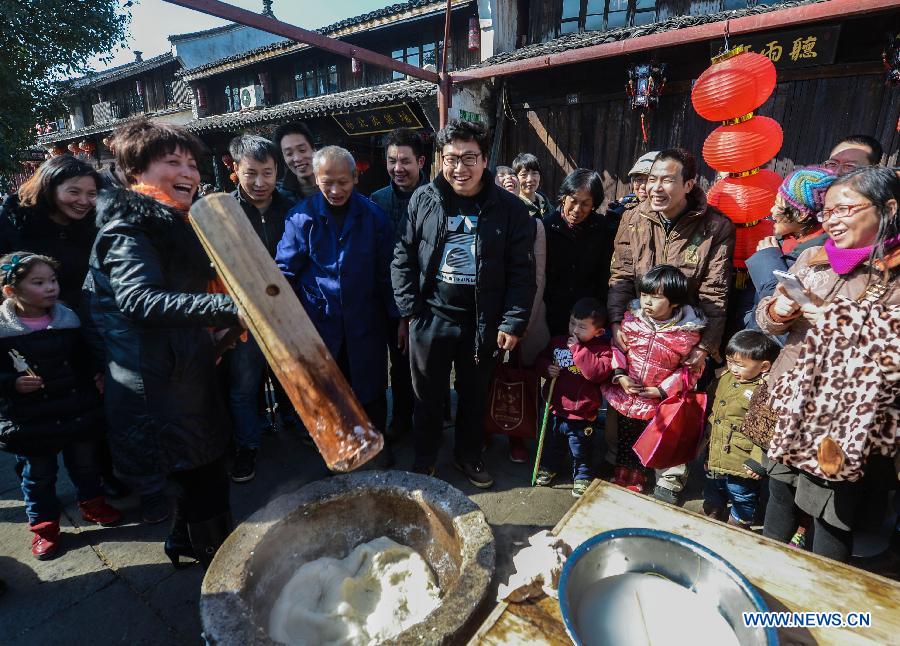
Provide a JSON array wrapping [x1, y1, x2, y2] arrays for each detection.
[[450, 0, 900, 82], [161, 0, 440, 83]]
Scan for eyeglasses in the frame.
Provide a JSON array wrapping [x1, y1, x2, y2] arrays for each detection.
[[442, 153, 481, 167], [821, 160, 861, 174], [817, 202, 873, 223]]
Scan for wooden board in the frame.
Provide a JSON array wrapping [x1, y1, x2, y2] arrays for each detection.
[[470, 480, 900, 646], [189, 193, 383, 472]]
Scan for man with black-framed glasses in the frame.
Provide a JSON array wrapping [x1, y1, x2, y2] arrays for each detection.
[[821, 134, 883, 175], [391, 120, 535, 488]]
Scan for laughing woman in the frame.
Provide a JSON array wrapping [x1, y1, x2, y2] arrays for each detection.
[[0, 156, 100, 309], [85, 120, 241, 568]]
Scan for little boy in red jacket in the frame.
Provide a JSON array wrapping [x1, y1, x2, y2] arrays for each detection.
[[534, 297, 613, 497]]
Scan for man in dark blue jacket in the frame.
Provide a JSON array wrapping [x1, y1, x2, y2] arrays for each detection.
[[277, 146, 397, 456], [227, 135, 295, 483], [392, 120, 535, 488], [371, 128, 428, 439]]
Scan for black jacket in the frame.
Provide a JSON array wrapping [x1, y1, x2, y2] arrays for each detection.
[[370, 172, 428, 242], [0, 195, 98, 309], [542, 210, 615, 336], [391, 171, 535, 355], [230, 187, 293, 258], [0, 301, 103, 456], [85, 188, 238, 478]]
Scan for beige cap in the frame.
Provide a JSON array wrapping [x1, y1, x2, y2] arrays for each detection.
[[628, 151, 660, 177]]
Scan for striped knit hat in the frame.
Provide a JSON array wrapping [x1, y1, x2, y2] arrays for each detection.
[[778, 168, 837, 217]]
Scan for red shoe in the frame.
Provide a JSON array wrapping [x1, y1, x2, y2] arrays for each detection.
[[78, 496, 123, 526], [626, 470, 648, 493], [30, 520, 61, 560], [508, 438, 528, 464], [612, 466, 633, 487]]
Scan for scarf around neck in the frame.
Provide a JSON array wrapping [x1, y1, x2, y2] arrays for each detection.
[[824, 233, 900, 275]]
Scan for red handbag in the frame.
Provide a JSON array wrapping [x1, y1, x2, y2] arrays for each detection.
[[633, 367, 707, 469], [484, 352, 539, 439]]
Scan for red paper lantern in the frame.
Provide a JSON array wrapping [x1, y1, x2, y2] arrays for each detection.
[[733, 219, 775, 268], [702, 117, 783, 174], [79, 139, 96, 154], [67, 143, 79, 154], [691, 52, 777, 122], [706, 169, 782, 224], [468, 17, 480, 52]]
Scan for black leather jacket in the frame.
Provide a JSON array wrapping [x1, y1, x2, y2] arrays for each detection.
[[85, 188, 238, 478]]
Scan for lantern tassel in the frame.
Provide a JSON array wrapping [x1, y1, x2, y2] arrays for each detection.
[[640, 113, 649, 143]]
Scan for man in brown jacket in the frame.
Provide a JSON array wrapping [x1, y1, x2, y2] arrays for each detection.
[[607, 148, 735, 503]]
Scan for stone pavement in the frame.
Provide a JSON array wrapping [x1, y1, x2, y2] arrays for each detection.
[[0, 416, 706, 645]]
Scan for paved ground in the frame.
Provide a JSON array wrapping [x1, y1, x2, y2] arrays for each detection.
[[0, 409, 706, 646]]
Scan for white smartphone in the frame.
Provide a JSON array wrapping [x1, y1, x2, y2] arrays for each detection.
[[772, 270, 812, 306]]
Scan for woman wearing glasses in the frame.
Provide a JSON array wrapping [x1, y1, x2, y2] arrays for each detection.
[[755, 166, 900, 562], [743, 168, 835, 331]]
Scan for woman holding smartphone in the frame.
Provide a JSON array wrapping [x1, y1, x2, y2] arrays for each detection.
[[755, 166, 900, 562]]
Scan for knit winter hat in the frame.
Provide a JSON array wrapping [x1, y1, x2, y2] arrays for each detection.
[[778, 168, 837, 217]]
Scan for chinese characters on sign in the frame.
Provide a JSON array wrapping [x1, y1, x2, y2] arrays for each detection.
[[333, 103, 423, 136], [710, 25, 840, 69]]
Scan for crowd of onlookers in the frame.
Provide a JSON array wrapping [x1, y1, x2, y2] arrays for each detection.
[[0, 115, 896, 586]]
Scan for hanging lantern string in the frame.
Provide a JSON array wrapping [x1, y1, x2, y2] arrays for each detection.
[[640, 113, 649, 143], [724, 112, 755, 126], [729, 167, 763, 178]]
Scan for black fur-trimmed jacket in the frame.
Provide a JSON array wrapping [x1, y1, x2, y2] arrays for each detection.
[[84, 188, 238, 478], [0, 301, 103, 456]]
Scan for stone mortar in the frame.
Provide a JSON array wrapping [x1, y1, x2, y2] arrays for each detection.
[[200, 471, 496, 645]]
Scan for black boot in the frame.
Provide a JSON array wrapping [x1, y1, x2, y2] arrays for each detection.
[[187, 511, 234, 569], [164, 510, 194, 569]]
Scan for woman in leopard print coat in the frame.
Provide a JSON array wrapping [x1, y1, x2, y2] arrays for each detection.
[[755, 167, 900, 562]]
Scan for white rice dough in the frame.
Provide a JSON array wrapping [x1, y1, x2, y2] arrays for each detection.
[[268, 536, 441, 645]]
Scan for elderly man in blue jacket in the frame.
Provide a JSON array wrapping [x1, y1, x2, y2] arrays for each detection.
[[276, 146, 398, 463]]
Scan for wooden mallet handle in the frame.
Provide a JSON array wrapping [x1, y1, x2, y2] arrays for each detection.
[[189, 194, 383, 471]]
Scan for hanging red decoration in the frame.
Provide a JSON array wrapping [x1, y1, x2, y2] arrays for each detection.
[[733, 219, 775, 269], [626, 62, 667, 144], [50, 146, 65, 157], [702, 116, 783, 174], [221, 153, 234, 169], [79, 140, 96, 154], [355, 159, 370, 174], [229, 172, 238, 184], [691, 51, 777, 122], [468, 17, 480, 52], [706, 170, 782, 224], [67, 143, 79, 154]]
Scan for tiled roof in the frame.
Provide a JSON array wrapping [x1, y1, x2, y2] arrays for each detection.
[[472, 0, 826, 68], [70, 52, 177, 90], [179, 0, 472, 80], [36, 106, 191, 145], [185, 79, 435, 132], [169, 23, 244, 43]]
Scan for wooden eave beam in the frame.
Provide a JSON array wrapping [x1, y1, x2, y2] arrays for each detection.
[[161, 0, 440, 83], [449, 0, 900, 83]]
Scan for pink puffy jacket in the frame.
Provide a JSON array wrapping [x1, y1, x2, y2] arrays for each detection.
[[601, 301, 706, 420]]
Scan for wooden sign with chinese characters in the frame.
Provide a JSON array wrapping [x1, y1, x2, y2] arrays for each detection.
[[332, 103, 423, 136], [710, 25, 841, 69]]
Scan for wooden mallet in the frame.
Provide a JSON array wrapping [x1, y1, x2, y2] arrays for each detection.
[[189, 194, 383, 472]]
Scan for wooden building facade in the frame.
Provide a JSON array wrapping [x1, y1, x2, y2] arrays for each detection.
[[490, 0, 900, 207], [181, 0, 481, 193]]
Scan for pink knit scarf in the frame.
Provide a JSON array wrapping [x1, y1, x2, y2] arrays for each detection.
[[824, 234, 900, 275]]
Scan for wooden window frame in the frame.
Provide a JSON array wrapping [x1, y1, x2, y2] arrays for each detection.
[[560, 0, 657, 34], [294, 61, 338, 99], [391, 37, 444, 80]]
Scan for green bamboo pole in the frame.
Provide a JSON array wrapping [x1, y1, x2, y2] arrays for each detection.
[[531, 375, 558, 486]]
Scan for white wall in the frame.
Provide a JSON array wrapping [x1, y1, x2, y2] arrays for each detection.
[[172, 25, 284, 69]]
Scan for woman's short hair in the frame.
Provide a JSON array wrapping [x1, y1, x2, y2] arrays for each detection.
[[512, 153, 541, 175], [637, 264, 689, 306], [16, 156, 100, 212], [557, 168, 604, 211], [111, 119, 206, 183]]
